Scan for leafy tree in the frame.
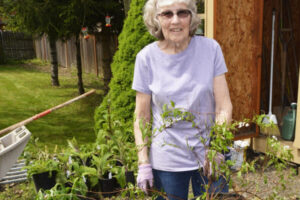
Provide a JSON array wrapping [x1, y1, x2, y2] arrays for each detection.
[[94, 0, 155, 135], [1, 0, 125, 93], [196, 0, 205, 13], [0, 0, 64, 86], [58, 0, 125, 94], [0, 32, 4, 64]]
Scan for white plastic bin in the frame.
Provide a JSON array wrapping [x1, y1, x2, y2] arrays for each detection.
[[0, 126, 31, 180]]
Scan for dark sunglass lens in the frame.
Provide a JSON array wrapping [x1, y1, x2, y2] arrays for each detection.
[[161, 11, 174, 18], [177, 10, 190, 18]]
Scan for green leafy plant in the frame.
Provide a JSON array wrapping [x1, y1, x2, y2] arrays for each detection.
[[25, 159, 60, 178], [23, 139, 61, 177], [155, 101, 296, 200], [95, 102, 138, 189]]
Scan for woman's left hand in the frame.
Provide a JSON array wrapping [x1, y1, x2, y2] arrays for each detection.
[[137, 163, 154, 194]]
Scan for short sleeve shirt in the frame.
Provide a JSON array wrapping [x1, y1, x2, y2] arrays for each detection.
[[132, 36, 228, 171]]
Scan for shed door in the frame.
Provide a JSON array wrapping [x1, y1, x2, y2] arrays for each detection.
[[214, 0, 264, 139]]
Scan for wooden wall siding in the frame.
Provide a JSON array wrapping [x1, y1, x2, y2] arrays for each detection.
[[214, 0, 263, 121], [261, 0, 300, 114]]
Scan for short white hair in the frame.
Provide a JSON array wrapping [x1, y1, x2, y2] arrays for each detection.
[[143, 0, 201, 40]]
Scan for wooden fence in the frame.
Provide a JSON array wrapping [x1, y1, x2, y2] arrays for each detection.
[[34, 34, 118, 76], [0, 31, 35, 61]]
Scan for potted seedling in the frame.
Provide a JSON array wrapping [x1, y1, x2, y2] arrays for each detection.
[[95, 106, 138, 188], [66, 138, 95, 167], [109, 125, 138, 187], [22, 139, 61, 192], [30, 160, 60, 192], [24, 146, 61, 193], [81, 152, 119, 199]]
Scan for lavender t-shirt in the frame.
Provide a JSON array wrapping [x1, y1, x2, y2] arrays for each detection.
[[132, 36, 227, 171]]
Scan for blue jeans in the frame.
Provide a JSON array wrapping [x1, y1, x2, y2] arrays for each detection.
[[152, 169, 229, 200]]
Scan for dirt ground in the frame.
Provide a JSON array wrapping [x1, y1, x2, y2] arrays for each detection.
[[231, 167, 300, 200]]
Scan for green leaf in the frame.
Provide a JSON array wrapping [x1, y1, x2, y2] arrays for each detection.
[[170, 100, 175, 108]]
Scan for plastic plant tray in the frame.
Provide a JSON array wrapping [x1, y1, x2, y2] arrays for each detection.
[[0, 126, 31, 180]]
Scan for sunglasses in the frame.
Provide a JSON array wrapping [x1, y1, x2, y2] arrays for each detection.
[[158, 9, 191, 19]]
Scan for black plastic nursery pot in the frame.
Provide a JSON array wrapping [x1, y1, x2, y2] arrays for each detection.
[[125, 171, 135, 185], [86, 176, 120, 199], [98, 177, 120, 198], [32, 171, 57, 192]]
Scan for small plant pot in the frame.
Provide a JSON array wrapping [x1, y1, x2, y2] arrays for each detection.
[[98, 178, 120, 198], [125, 171, 135, 185], [32, 171, 57, 192], [86, 176, 120, 199], [85, 156, 93, 167]]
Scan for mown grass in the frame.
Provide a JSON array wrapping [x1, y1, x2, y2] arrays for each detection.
[[0, 59, 107, 199], [0, 59, 105, 148]]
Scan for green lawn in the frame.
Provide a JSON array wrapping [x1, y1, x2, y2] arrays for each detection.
[[0, 59, 105, 148]]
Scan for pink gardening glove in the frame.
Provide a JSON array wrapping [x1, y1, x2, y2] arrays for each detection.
[[203, 150, 225, 177], [137, 164, 153, 194]]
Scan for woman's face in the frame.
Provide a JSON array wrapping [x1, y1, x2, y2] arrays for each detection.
[[157, 2, 191, 44]]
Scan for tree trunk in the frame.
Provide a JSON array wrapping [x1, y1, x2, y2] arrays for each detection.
[[99, 32, 114, 93], [0, 31, 4, 64], [75, 36, 85, 94], [49, 36, 59, 86], [123, 0, 131, 17]]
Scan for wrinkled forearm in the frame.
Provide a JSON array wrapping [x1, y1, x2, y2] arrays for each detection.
[[134, 117, 150, 163]]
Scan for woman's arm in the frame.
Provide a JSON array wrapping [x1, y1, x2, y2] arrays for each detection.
[[134, 92, 152, 164], [214, 74, 233, 125]]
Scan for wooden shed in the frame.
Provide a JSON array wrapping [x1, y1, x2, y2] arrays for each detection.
[[202, 0, 300, 164]]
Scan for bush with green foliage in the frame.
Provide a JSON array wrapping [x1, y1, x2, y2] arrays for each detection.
[[94, 0, 155, 135]]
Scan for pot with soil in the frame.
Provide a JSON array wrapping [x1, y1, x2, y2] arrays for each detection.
[[85, 171, 121, 199], [86, 177, 120, 199], [98, 177, 120, 198], [32, 170, 57, 192], [125, 171, 135, 185]]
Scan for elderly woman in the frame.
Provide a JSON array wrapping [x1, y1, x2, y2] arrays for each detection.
[[132, 0, 232, 199]]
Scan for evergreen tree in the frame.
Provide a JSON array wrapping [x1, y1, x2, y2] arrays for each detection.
[[94, 0, 155, 135]]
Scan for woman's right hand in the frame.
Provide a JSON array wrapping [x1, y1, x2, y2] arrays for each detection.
[[137, 163, 153, 194], [203, 151, 225, 178]]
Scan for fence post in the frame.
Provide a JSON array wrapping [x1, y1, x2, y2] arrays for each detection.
[[93, 34, 98, 76], [0, 31, 4, 64]]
